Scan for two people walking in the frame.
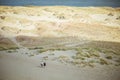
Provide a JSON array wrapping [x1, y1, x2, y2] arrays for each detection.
[[40, 61, 46, 68]]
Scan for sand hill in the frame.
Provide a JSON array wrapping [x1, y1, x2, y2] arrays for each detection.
[[0, 6, 120, 48], [0, 6, 120, 80]]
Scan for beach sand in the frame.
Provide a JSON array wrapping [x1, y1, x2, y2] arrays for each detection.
[[0, 51, 120, 80]]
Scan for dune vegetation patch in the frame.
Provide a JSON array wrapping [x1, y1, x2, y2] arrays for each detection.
[[29, 45, 120, 67], [71, 47, 120, 67]]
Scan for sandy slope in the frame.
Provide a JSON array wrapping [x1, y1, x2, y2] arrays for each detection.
[[0, 6, 120, 48], [0, 52, 120, 80], [0, 6, 120, 80]]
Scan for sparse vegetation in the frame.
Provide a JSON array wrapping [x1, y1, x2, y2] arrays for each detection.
[[9, 47, 19, 50], [7, 49, 17, 53], [99, 58, 108, 65], [0, 16, 5, 19], [43, 8, 51, 12], [71, 60, 95, 68], [105, 18, 108, 21], [29, 47, 43, 50], [39, 49, 48, 53], [29, 54, 34, 56], [70, 47, 120, 67], [108, 13, 114, 16], [38, 48, 68, 53], [72, 56, 85, 60], [71, 60, 81, 65], [0, 47, 10, 51], [0, 47, 6, 51], [75, 47, 100, 59], [48, 53, 54, 55], [106, 56, 112, 59], [0, 47, 19, 51], [43, 56, 48, 60], [53, 48, 67, 51], [25, 52, 28, 54], [8, 50, 13, 53], [58, 55, 68, 59], [13, 11, 17, 14], [89, 60, 96, 63], [115, 59, 120, 63], [57, 15, 65, 19], [116, 16, 120, 20]]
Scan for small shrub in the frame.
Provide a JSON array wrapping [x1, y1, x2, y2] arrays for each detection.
[[88, 63, 94, 68], [115, 59, 120, 63], [29, 47, 43, 50], [0, 47, 5, 51], [90, 52, 100, 57], [116, 16, 120, 20], [8, 50, 12, 53], [89, 60, 95, 63], [39, 49, 48, 53], [73, 56, 85, 60], [105, 18, 108, 21], [112, 51, 120, 55], [84, 53, 91, 58], [106, 56, 112, 59], [43, 8, 51, 12], [50, 48, 67, 51], [29, 54, 34, 56], [72, 60, 80, 65], [57, 14, 65, 19], [108, 13, 114, 16], [99, 58, 108, 65], [58, 55, 68, 59], [35, 47, 43, 49], [48, 53, 54, 55], [115, 64, 120, 66], [56, 48, 63, 51], [80, 57, 85, 60], [25, 52, 28, 54], [76, 51, 91, 58], [103, 49, 116, 54], [75, 48, 82, 52], [94, 48, 103, 52], [0, 16, 5, 19], [9, 47, 19, 50], [13, 11, 18, 14]]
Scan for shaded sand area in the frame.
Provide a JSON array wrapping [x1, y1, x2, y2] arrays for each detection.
[[0, 52, 120, 80]]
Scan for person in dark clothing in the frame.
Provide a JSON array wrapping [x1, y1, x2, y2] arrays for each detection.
[[43, 62, 46, 67]]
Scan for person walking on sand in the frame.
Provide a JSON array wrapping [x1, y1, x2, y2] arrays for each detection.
[[43, 62, 46, 67], [40, 61, 46, 68], [40, 61, 44, 68]]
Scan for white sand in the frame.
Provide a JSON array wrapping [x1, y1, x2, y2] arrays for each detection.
[[90, 14, 120, 27], [0, 51, 120, 80]]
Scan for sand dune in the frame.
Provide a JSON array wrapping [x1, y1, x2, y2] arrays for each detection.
[[0, 6, 120, 80], [0, 6, 120, 48]]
